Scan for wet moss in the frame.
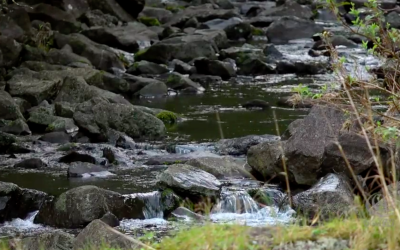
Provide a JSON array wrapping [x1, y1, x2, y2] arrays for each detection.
[[165, 5, 185, 13], [156, 111, 178, 125], [134, 48, 148, 61], [251, 27, 264, 36], [55, 193, 67, 212], [138, 16, 161, 27]]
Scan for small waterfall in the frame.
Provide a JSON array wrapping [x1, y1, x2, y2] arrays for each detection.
[[212, 188, 259, 214], [125, 191, 164, 219]]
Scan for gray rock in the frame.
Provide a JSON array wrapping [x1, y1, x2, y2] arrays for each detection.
[[276, 58, 329, 75], [55, 33, 125, 71], [0, 182, 47, 223], [127, 61, 170, 75], [0, 132, 17, 153], [224, 22, 253, 40], [186, 157, 249, 179], [80, 9, 119, 27], [59, 151, 96, 164], [0, 14, 25, 42], [258, 1, 314, 20], [166, 72, 205, 92], [34, 186, 139, 228], [138, 81, 168, 97], [194, 58, 236, 80], [292, 174, 355, 220], [55, 102, 76, 118], [215, 134, 280, 156], [140, 7, 173, 24], [39, 131, 72, 144], [0, 36, 22, 68], [171, 207, 204, 221], [26, 4, 81, 34], [247, 141, 286, 180], [0, 90, 24, 121], [81, 22, 159, 53], [14, 158, 47, 169], [18, 231, 74, 250], [157, 164, 221, 198], [284, 105, 347, 185], [202, 17, 243, 30], [172, 59, 196, 74], [67, 162, 110, 178], [86, 0, 143, 21], [189, 74, 222, 88], [369, 182, 400, 218], [100, 212, 120, 227], [266, 17, 323, 44], [281, 119, 304, 140], [0, 118, 31, 135], [73, 97, 165, 141], [73, 219, 143, 250], [386, 11, 400, 29]]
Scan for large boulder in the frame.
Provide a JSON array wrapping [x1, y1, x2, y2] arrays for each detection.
[[55, 76, 130, 105], [86, 0, 144, 21], [0, 90, 24, 121], [266, 16, 323, 44], [81, 22, 159, 53], [73, 97, 166, 141], [157, 164, 222, 199], [80, 9, 119, 27], [136, 33, 226, 63], [140, 7, 174, 24], [284, 105, 347, 185], [194, 58, 236, 80], [215, 134, 280, 156], [186, 157, 250, 179], [54, 33, 125, 71], [0, 132, 17, 153], [34, 185, 141, 228], [321, 131, 389, 178], [0, 14, 26, 42], [247, 141, 286, 181], [73, 219, 143, 250], [0, 35, 22, 68], [0, 182, 47, 223], [17, 231, 74, 250], [292, 174, 355, 220]]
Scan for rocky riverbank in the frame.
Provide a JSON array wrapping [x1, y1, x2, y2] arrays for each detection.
[[0, 0, 398, 248]]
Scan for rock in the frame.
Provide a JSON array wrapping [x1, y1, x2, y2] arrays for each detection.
[[292, 174, 355, 220], [67, 162, 110, 178], [165, 4, 240, 28], [14, 158, 47, 169], [194, 58, 236, 80], [55, 102, 76, 118], [247, 141, 286, 180], [0, 90, 24, 121], [138, 81, 168, 97], [235, 53, 275, 75], [157, 164, 222, 199], [0, 118, 31, 135], [311, 35, 357, 51], [0, 182, 47, 222], [80, 9, 119, 27], [100, 212, 120, 227], [81, 22, 159, 53], [170, 207, 204, 221], [135, 33, 224, 63], [54, 33, 125, 71], [201, 17, 242, 30], [39, 131, 71, 144], [26, 4, 81, 34], [242, 99, 270, 110], [59, 151, 96, 164], [0, 14, 25, 42], [276, 58, 329, 75], [386, 11, 400, 29], [281, 119, 303, 140], [127, 61, 170, 75], [0, 132, 17, 154], [215, 134, 280, 156], [321, 131, 389, 178], [18, 231, 74, 250], [190, 74, 222, 88], [55, 76, 130, 105], [284, 105, 347, 185], [272, 237, 350, 250], [166, 72, 205, 92], [0, 36, 22, 68], [185, 157, 249, 179], [140, 7, 173, 24], [276, 95, 313, 109], [6, 69, 62, 106], [73, 219, 143, 250], [34, 186, 139, 228], [86, 0, 142, 21], [224, 22, 253, 40], [172, 59, 196, 74], [73, 97, 166, 141], [266, 17, 323, 44], [369, 182, 400, 217], [258, 1, 314, 20]]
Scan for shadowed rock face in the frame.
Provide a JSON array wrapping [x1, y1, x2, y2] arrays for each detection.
[[292, 173, 355, 220]]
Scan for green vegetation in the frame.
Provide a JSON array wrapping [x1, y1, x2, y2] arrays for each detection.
[[134, 48, 148, 61], [251, 27, 265, 36], [138, 16, 161, 27], [56, 143, 77, 151], [156, 111, 178, 125], [165, 5, 185, 13]]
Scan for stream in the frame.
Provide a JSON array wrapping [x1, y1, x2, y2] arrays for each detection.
[[0, 21, 384, 240]]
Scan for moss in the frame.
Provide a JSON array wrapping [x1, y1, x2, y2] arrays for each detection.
[[57, 143, 77, 151], [46, 123, 55, 132], [138, 16, 161, 27], [55, 192, 67, 212], [251, 27, 264, 36], [134, 48, 148, 61], [156, 111, 178, 125], [165, 5, 185, 13]]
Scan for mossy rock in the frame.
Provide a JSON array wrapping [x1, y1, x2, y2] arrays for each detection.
[[138, 16, 161, 26], [165, 5, 185, 13], [156, 111, 178, 125], [251, 27, 265, 36], [134, 48, 148, 61]]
